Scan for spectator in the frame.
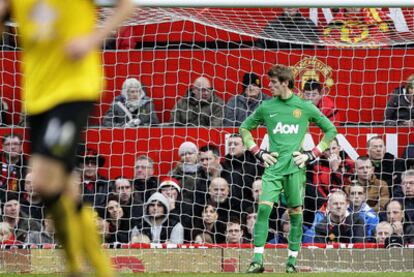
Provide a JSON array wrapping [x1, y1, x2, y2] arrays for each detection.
[[225, 220, 245, 244], [367, 136, 405, 198], [104, 195, 131, 244], [257, 8, 320, 49], [302, 79, 342, 126], [1, 194, 41, 243], [398, 169, 414, 224], [305, 137, 354, 223], [375, 221, 393, 244], [158, 177, 182, 219], [402, 142, 414, 170], [385, 200, 414, 244], [314, 190, 365, 243], [77, 147, 112, 218], [170, 141, 202, 214], [268, 211, 290, 244], [192, 204, 226, 243], [0, 222, 18, 244], [103, 78, 159, 127], [132, 192, 184, 244], [224, 73, 271, 127], [243, 207, 257, 243], [385, 74, 414, 126], [221, 134, 264, 213], [20, 173, 44, 223], [26, 216, 55, 244], [132, 155, 158, 203], [114, 178, 143, 228], [0, 134, 27, 202], [345, 156, 389, 213], [170, 77, 224, 127], [196, 144, 223, 203], [203, 177, 234, 223], [346, 183, 379, 240]]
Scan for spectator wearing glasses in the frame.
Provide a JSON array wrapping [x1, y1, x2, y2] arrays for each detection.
[[302, 79, 342, 126], [132, 155, 158, 203], [170, 77, 224, 127]]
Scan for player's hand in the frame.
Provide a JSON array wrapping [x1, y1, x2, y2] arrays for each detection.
[[255, 149, 279, 168], [292, 151, 316, 168], [65, 34, 100, 60]]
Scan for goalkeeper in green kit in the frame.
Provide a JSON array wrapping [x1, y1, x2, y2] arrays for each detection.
[[241, 65, 337, 273]]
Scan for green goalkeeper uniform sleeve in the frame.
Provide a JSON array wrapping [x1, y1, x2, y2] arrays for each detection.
[[309, 104, 338, 153], [239, 105, 264, 150]]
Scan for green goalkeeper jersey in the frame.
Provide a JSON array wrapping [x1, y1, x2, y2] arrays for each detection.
[[240, 94, 337, 175]]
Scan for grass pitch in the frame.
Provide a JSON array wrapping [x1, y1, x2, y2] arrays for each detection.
[[1, 273, 413, 277]]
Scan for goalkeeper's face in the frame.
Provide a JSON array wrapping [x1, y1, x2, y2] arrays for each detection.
[[268, 77, 287, 97]]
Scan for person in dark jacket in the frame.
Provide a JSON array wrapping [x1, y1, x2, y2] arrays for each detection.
[[384, 74, 414, 126], [132, 155, 159, 203], [170, 77, 224, 127], [257, 8, 320, 49], [114, 178, 143, 228], [224, 73, 271, 127], [0, 134, 27, 203], [192, 204, 226, 243], [103, 78, 159, 127], [221, 134, 264, 213], [367, 136, 406, 198], [314, 191, 365, 243], [77, 147, 113, 218]]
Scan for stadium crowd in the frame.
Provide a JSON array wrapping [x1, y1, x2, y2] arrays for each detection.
[[0, 127, 413, 247], [0, 7, 413, 249]]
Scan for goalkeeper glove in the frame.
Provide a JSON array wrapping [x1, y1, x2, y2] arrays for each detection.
[[292, 147, 322, 168], [249, 145, 279, 168]]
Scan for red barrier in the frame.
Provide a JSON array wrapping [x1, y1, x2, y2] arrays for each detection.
[[0, 127, 412, 179]]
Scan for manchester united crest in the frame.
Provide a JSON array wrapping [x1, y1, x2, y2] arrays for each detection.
[[293, 109, 302, 119], [291, 57, 334, 95]]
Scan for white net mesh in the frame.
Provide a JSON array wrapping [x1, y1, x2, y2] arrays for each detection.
[[0, 6, 414, 274]]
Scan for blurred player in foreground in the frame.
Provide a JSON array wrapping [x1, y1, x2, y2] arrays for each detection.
[[240, 65, 337, 273], [0, 0, 133, 276]]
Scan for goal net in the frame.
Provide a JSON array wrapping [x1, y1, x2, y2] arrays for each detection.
[[0, 4, 414, 274]]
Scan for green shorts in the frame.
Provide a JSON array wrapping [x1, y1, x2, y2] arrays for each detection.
[[260, 170, 306, 208]]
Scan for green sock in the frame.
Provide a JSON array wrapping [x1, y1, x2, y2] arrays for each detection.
[[253, 204, 273, 264], [288, 212, 303, 252]]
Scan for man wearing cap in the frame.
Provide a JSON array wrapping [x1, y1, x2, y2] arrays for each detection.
[[224, 73, 271, 127], [77, 147, 113, 218]]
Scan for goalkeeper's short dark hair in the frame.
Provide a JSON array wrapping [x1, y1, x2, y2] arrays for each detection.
[[267, 64, 294, 89], [303, 79, 322, 92]]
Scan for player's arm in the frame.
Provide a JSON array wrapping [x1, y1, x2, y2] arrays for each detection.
[[65, 0, 134, 60], [0, 0, 10, 34], [293, 105, 338, 168], [239, 107, 278, 168]]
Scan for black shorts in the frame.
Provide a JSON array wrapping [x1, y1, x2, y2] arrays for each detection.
[[27, 101, 94, 172]]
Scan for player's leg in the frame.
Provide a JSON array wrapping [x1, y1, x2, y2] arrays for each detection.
[[247, 174, 283, 273], [284, 172, 306, 273], [28, 112, 84, 275]]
